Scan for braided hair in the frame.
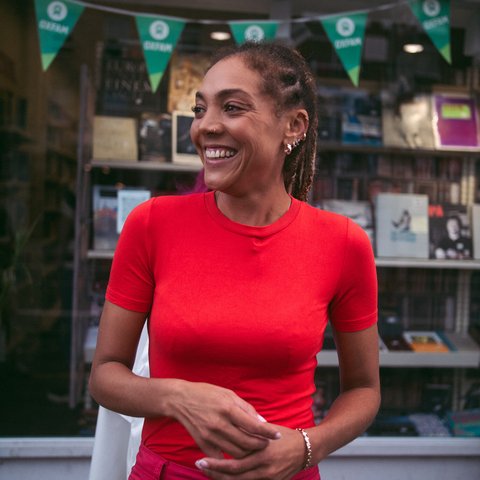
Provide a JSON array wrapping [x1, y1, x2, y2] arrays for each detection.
[[208, 42, 318, 201]]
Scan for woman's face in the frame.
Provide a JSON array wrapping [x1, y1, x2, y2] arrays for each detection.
[[190, 55, 289, 196]]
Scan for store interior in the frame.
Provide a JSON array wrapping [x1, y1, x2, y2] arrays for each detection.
[[1, 0, 480, 440]]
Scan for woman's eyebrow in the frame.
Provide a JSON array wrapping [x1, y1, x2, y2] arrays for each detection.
[[195, 89, 254, 102]]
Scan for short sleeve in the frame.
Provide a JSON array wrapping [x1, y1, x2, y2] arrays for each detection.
[[105, 199, 154, 313], [329, 219, 378, 332]]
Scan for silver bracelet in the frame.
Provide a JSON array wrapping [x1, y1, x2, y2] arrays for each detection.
[[296, 428, 313, 470]]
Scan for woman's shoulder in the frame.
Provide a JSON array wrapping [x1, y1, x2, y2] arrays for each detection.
[[149, 192, 206, 213], [299, 201, 371, 245]]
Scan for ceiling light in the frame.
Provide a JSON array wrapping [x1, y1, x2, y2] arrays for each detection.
[[403, 43, 424, 54], [210, 31, 231, 41]]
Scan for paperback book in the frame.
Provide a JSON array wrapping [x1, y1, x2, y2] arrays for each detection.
[[473, 204, 480, 260], [138, 112, 172, 162], [341, 89, 382, 146], [93, 116, 138, 162], [381, 92, 435, 149], [117, 189, 151, 234], [375, 193, 429, 258], [432, 94, 480, 150], [167, 52, 210, 113], [92, 185, 119, 250], [402, 331, 450, 353], [428, 203, 473, 260]]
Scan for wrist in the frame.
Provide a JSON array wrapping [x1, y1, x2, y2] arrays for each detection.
[[296, 428, 313, 470]]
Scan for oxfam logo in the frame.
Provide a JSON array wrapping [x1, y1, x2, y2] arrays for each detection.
[[423, 0, 441, 17], [149, 20, 170, 41], [47, 1, 68, 22], [336, 17, 355, 37], [245, 25, 265, 42]]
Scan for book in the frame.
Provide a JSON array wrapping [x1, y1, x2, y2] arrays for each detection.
[[432, 94, 480, 150], [171, 111, 201, 166], [92, 185, 119, 250], [95, 41, 161, 115], [138, 112, 172, 162], [316, 86, 344, 142], [402, 331, 450, 353], [341, 89, 382, 146], [381, 92, 435, 149], [473, 204, 480, 260], [167, 52, 210, 113], [93, 116, 138, 161], [375, 193, 429, 258], [117, 189, 151, 234], [320, 199, 374, 246], [428, 203, 473, 260]]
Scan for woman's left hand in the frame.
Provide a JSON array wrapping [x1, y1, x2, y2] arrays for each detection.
[[195, 424, 306, 479]]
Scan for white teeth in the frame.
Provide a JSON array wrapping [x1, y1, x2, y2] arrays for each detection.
[[205, 148, 236, 159]]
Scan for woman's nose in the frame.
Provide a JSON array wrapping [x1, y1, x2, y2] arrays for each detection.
[[197, 111, 222, 135]]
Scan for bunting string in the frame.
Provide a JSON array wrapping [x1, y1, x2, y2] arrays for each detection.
[[34, 0, 452, 88]]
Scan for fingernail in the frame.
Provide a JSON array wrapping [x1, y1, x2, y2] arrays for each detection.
[[195, 459, 209, 470], [257, 414, 267, 422], [274, 432, 282, 439]]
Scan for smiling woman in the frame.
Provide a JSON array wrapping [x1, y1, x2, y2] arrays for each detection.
[[88, 41, 380, 480]]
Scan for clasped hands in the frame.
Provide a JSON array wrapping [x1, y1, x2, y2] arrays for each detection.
[[173, 382, 306, 480]]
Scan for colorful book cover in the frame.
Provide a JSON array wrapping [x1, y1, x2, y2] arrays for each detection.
[[375, 193, 429, 258], [117, 189, 151, 234], [403, 331, 450, 353], [341, 89, 382, 146], [429, 203, 473, 260], [432, 94, 480, 150]]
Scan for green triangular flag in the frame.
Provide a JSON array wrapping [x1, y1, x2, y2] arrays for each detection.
[[228, 21, 279, 44], [408, 0, 451, 64], [135, 15, 186, 93], [320, 11, 368, 87], [34, 0, 84, 71]]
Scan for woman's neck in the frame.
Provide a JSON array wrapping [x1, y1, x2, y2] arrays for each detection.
[[214, 188, 292, 227]]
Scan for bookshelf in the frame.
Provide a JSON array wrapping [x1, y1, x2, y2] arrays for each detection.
[[71, 38, 480, 445]]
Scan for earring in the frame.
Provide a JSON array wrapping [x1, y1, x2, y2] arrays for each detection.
[[284, 143, 293, 155]]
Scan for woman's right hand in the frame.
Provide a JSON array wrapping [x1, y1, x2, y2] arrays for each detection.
[[169, 381, 281, 460]]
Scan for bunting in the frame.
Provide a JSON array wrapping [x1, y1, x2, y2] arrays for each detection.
[[32, 0, 454, 87], [228, 21, 279, 44], [320, 12, 368, 87], [135, 16, 186, 93], [408, 0, 451, 64], [34, 0, 84, 70]]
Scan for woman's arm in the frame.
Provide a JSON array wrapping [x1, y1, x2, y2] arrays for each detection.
[[196, 324, 380, 479], [89, 301, 281, 460], [308, 323, 381, 463]]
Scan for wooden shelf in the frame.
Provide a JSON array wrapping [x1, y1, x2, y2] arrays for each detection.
[[318, 333, 480, 368], [89, 159, 202, 172], [86, 249, 480, 270], [375, 258, 480, 270], [317, 141, 480, 158]]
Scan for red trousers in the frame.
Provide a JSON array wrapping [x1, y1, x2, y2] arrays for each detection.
[[129, 444, 320, 480]]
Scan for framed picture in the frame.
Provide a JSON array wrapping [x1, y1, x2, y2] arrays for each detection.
[[171, 111, 202, 166]]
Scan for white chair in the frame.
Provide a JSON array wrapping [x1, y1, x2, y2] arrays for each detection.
[[88, 325, 149, 480]]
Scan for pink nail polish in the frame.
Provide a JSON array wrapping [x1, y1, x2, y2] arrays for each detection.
[[195, 459, 209, 470]]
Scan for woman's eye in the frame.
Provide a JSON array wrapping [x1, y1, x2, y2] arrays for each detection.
[[224, 104, 242, 113], [191, 105, 205, 115]]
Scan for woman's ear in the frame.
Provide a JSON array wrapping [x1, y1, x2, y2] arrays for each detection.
[[285, 109, 309, 141]]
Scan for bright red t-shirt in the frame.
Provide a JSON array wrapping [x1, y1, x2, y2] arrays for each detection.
[[106, 191, 377, 469]]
